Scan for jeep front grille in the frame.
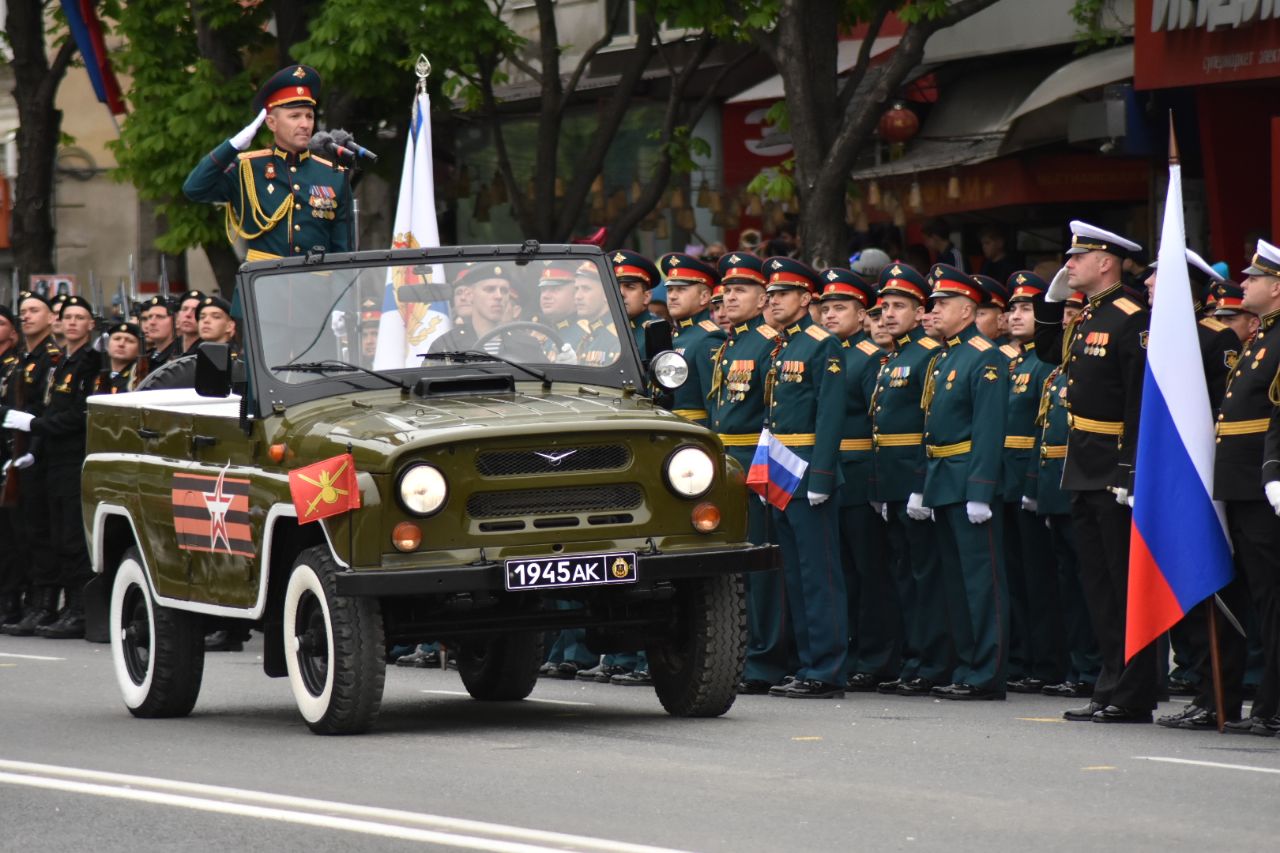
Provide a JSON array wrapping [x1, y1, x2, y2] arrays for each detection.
[[466, 483, 644, 518], [474, 445, 631, 476]]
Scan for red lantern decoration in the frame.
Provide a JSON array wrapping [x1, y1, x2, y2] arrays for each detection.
[[877, 102, 919, 144]]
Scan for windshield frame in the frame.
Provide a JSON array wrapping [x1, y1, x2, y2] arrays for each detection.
[[237, 244, 647, 417]]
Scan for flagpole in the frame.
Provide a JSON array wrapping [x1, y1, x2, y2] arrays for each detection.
[[1169, 111, 1227, 733]]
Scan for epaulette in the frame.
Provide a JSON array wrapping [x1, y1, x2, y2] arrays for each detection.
[[237, 148, 272, 160], [606, 323, 617, 335], [1199, 316, 1228, 333], [999, 343, 1020, 359], [312, 154, 335, 168], [917, 336, 941, 350], [699, 319, 718, 332], [968, 336, 994, 352], [1112, 296, 1141, 316], [856, 339, 879, 357], [577, 319, 592, 333], [805, 325, 831, 341], [756, 324, 779, 340]]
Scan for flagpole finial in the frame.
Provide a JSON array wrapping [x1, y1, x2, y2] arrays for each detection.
[[1168, 110, 1180, 166], [416, 54, 431, 94]]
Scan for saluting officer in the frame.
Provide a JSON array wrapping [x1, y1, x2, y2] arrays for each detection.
[[868, 262, 951, 697], [183, 64, 352, 260], [95, 322, 145, 394], [1034, 220, 1158, 724], [707, 252, 791, 694], [817, 268, 897, 691], [758, 257, 847, 699], [1001, 272, 1067, 693], [0, 293, 63, 635], [1217, 238, 1280, 736], [611, 251, 661, 360], [574, 261, 623, 368], [658, 253, 725, 426], [920, 265, 1009, 700]]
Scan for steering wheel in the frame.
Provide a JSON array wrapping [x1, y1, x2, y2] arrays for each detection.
[[472, 321, 567, 357]]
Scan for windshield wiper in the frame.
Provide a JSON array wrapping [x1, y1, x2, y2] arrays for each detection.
[[272, 360, 410, 390], [418, 350, 550, 390]]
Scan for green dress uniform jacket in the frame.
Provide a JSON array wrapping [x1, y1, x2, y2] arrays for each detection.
[[763, 315, 845, 496], [1033, 284, 1148, 492], [183, 140, 352, 259], [1028, 366, 1073, 516], [628, 309, 660, 361], [576, 316, 623, 368], [870, 326, 941, 502], [921, 323, 1008, 508], [1001, 342, 1056, 501], [835, 331, 882, 506], [669, 310, 726, 425]]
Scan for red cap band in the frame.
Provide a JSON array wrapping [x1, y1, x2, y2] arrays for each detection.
[[614, 264, 653, 285], [265, 85, 315, 110]]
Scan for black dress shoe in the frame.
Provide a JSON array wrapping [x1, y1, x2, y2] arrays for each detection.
[[1007, 677, 1046, 694], [1167, 677, 1197, 697], [783, 679, 845, 699], [944, 683, 1006, 701], [593, 665, 630, 683], [1064, 701, 1105, 721], [35, 610, 85, 639], [930, 682, 959, 697], [1177, 708, 1237, 730], [575, 662, 607, 681], [1043, 680, 1094, 698], [1092, 705, 1153, 724], [204, 630, 244, 652], [738, 679, 773, 695], [897, 677, 935, 696], [845, 673, 879, 692], [1255, 715, 1280, 737], [1224, 716, 1266, 735], [1156, 704, 1206, 728], [768, 675, 799, 696], [611, 669, 652, 686], [876, 678, 905, 694]]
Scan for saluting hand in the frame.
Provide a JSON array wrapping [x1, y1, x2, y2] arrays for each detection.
[[231, 108, 268, 151], [1044, 266, 1071, 303]]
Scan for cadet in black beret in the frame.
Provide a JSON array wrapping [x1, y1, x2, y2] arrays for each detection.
[[175, 290, 206, 356], [197, 295, 237, 347], [96, 322, 145, 395], [139, 295, 179, 372]]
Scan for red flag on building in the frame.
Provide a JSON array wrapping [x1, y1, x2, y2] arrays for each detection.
[[288, 454, 361, 523]]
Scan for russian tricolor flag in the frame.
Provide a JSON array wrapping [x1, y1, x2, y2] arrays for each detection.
[[61, 0, 126, 116], [745, 429, 808, 511], [1125, 155, 1234, 661]]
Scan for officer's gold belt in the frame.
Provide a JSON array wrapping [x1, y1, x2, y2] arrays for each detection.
[[1040, 444, 1067, 459], [840, 438, 873, 451], [774, 433, 815, 447], [1216, 418, 1269, 436], [1067, 414, 1124, 435], [926, 441, 972, 458], [672, 408, 708, 421], [718, 433, 760, 447], [245, 249, 283, 262], [872, 433, 923, 448], [1004, 436, 1036, 449]]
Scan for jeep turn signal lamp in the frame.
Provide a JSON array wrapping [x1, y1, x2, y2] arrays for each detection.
[[268, 443, 288, 463], [692, 502, 720, 533], [392, 521, 422, 552]]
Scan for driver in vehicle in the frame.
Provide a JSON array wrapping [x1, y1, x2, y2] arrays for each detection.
[[428, 263, 545, 362]]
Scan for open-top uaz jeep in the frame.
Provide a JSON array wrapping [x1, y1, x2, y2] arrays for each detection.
[[82, 244, 777, 734]]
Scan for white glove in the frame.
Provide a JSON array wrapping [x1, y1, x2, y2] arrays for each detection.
[[807, 491, 829, 506], [1021, 496, 1038, 513], [230, 108, 268, 150], [3, 410, 34, 432], [1112, 487, 1130, 507], [1267, 481, 1280, 516], [870, 501, 887, 521], [758, 494, 767, 505], [906, 492, 930, 521], [1045, 265, 1071, 303], [3, 453, 33, 474], [556, 343, 579, 364], [966, 501, 992, 524]]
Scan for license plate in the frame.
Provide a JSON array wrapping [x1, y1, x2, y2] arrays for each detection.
[[504, 552, 638, 591]]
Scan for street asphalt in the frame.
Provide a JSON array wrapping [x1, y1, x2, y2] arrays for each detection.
[[2, 634, 1279, 852]]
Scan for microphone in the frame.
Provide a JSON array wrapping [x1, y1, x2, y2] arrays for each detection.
[[330, 129, 379, 163], [308, 130, 379, 164]]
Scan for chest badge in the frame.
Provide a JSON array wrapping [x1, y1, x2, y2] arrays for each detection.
[[264, 162, 276, 180]]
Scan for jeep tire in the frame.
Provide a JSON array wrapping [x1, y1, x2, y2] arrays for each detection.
[[456, 632, 543, 701], [283, 545, 386, 734], [648, 574, 746, 717], [110, 548, 205, 718]]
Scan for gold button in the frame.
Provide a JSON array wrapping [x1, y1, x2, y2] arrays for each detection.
[[294, 203, 301, 210], [290, 166, 297, 172], [1068, 379, 1074, 385], [1216, 438, 1222, 444], [1226, 392, 1232, 398], [294, 247, 301, 253], [293, 184, 300, 191], [294, 224, 301, 231]]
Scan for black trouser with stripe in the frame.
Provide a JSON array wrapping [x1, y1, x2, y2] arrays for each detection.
[[1226, 500, 1280, 719]]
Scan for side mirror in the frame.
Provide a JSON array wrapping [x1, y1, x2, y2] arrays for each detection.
[[195, 342, 231, 398], [642, 319, 673, 368]]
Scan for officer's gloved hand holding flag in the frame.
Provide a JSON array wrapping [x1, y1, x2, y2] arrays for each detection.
[[746, 429, 808, 511]]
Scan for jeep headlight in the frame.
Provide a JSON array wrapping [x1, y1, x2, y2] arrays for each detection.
[[650, 350, 689, 390], [665, 445, 714, 498], [397, 464, 448, 516]]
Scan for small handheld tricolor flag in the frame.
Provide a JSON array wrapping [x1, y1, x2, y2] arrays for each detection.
[[745, 429, 808, 511], [288, 453, 362, 523]]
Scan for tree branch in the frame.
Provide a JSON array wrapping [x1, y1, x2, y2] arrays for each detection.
[[834, 0, 891, 117], [560, 0, 626, 108], [478, 60, 533, 234], [506, 51, 543, 85], [38, 39, 78, 106]]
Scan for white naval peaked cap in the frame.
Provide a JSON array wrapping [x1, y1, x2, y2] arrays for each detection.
[[1242, 238, 1280, 277], [1065, 220, 1142, 258], [1184, 248, 1223, 282]]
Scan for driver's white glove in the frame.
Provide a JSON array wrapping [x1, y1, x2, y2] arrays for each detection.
[[906, 492, 930, 521], [966, 501, 992, 524], [230, 108, 268, 151], [1021, 496, 1038, 513], [3, 453, 34, 474], [1267, 481, 1280, 516], [807, 491, 829, 506], [3, 410, 34, 432], [1045, 265, 1071, 303], [556, 343, 578, 364], [870, 500, 887, 521]]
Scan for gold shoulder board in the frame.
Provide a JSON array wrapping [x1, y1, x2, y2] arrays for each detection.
[[918, 336, 941, 350], [856, 340, 879, 356], [237, 149, 272, 160], [1113, 297, 1141, 315], [1199, 316, 1228, 332], [805, 325, 831, 341]]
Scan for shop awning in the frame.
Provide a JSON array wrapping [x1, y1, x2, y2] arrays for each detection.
[[726, 36, 901, 104], [1008, 45, 1133, 122]]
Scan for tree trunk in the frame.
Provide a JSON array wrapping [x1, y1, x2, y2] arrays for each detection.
[[6, 0, 76, 282]]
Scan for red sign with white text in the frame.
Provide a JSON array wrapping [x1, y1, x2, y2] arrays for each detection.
[[1135, 0, 1280, 89]]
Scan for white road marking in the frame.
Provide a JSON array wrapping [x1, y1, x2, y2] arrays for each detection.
[[420, 689, 594, 707], [0, 652, 65, 661], [1134, 756, 1280, 775], [0, 759, 688, 853]]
